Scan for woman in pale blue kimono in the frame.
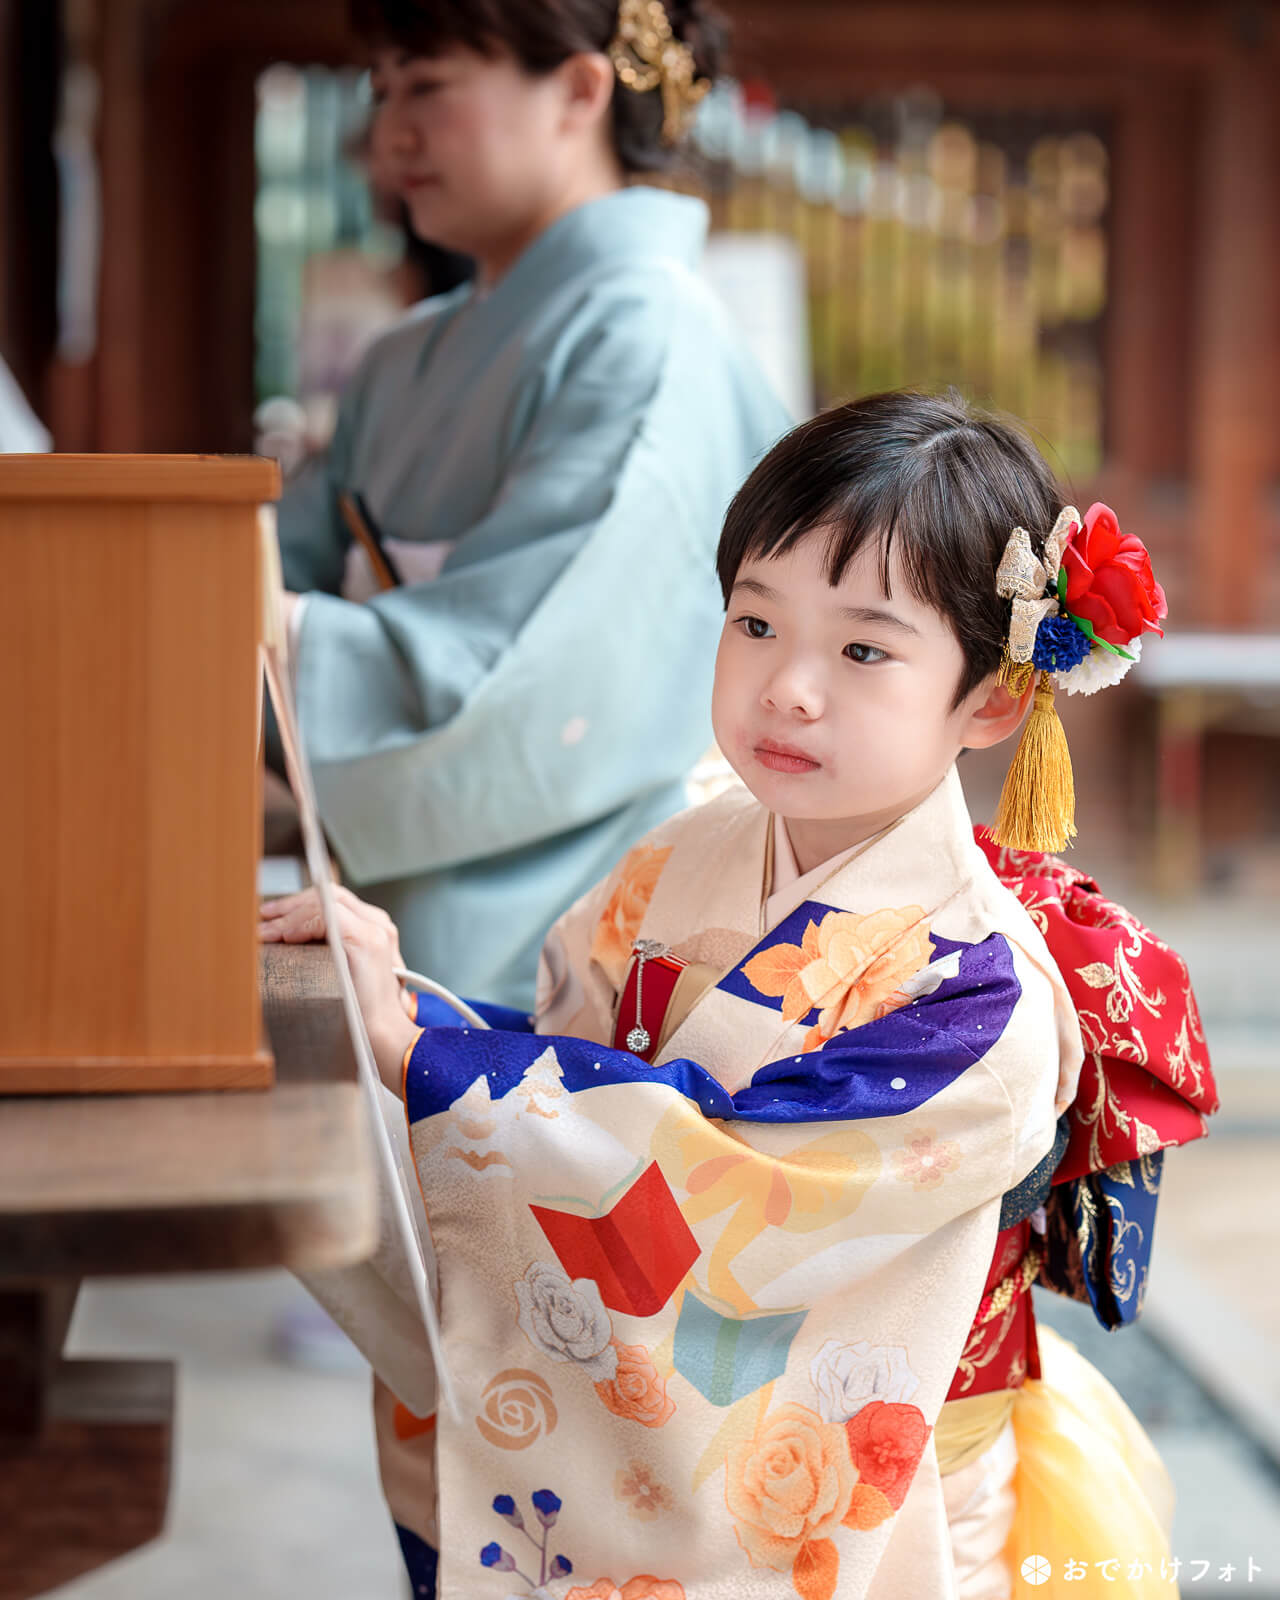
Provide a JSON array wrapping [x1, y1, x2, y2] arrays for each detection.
[[278, 0, 789, 1007]]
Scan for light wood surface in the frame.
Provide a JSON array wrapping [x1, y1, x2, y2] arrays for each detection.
[[0, 944, 376, 1277], [0, 455, 278, 1091], [0, 453, 280, 502]]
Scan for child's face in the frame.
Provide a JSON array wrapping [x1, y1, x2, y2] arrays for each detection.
[[712, 533, 1021, 855]]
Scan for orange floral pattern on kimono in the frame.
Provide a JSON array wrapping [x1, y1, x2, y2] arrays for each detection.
[[566, 1580, 686, 1600], [614, 1459, 674, 1520], [589, 844, 673, 988], [726, 1402, 857, 1576], [725, 1396, 932, 1600], [594, 1339, 677, 1428], [892, 1131, 963, 1190], [742, 906, 934, 1051]]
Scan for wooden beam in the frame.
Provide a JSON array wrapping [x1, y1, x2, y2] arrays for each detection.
[[150, 0, 352, 66], [721, 0, 1264, 95]]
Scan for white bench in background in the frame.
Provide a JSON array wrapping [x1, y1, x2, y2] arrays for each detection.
[[1133, 634, 1280, 893]]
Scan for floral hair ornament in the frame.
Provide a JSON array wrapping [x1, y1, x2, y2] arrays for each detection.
[[609, 0, 710, 146], [992, 502, 1167, 853]]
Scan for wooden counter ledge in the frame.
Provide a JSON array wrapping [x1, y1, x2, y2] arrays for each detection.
[[0, 942, 377, 1600], [0, 944, 376, 1278]]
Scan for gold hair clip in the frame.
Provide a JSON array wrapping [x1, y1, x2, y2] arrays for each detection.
[[609, 0, 710, 146]]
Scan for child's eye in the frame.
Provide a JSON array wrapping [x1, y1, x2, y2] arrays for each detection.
[[844, 642, 887, 665], [734, 615, 775, 640]]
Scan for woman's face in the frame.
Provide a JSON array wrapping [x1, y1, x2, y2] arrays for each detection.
[[367, 45, 603, 269]]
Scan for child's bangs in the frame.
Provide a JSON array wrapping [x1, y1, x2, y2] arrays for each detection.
[[730, 474, 952, 622]]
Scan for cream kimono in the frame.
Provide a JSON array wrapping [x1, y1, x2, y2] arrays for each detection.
[[379, 768, 1081, 1600]]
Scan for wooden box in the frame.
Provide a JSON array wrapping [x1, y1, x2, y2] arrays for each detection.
[[0, 455, 281, 1092]]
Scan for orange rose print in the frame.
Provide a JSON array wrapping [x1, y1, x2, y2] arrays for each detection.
[[475, 1368, 558, 1450], [891, 1131, 961, 1190], [614, 1459, 673, 1520], [589, 844, 673, 988], [742, 907, 933, 1052], [594, 1340, 676, 1428], [566, 1580, 686, 1600], [725, 1400, 857, 1573], [843, 1400, 931, 1510]]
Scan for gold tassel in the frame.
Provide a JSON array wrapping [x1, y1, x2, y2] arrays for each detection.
[[991, 674, 1077, 852], [997, 650, 1034, 698]]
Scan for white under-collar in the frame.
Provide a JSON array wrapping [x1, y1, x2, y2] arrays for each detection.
[[765, 815, 861, 930]]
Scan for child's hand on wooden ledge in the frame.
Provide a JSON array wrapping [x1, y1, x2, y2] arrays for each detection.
[[259, 886, 419, 1091]]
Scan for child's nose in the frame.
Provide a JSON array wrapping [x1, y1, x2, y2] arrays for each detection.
[[762, 661, 823, 719]]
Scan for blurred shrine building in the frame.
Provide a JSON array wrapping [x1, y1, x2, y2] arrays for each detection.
[[2, 0, 1278, 887]]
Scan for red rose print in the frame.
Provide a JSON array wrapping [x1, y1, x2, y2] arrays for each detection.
[[843, 1401, 931, 1510]]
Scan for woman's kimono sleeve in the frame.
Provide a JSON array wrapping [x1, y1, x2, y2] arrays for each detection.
[[281, 277, 777, 887], [397, 882, 1063, 1596]]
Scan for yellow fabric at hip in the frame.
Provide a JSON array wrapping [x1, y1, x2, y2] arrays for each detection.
[[937, 1388, 1019, 1476], [1006, 1325, 1177, 1597]]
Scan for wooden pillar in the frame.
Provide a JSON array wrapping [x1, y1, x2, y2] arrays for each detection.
[[95, 0, 146, 450], [0, 0, 60, 411], [0, 0, 12, 366], [1190, 27, 1280, 627], [1107, 81, 1195, 485]]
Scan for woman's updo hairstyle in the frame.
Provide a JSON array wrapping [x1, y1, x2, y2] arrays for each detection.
[[349, 0, 726, 172]]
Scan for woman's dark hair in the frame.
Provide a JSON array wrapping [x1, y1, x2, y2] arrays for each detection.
[[350, 0, 726, 173], [716, 390, 1064, 705]]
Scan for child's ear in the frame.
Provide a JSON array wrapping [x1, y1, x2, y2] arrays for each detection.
[[959, 670, 1038, 751]]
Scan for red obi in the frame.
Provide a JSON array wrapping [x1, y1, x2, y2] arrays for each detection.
[[946, 1220, 1041, 1401], [957, 828, 1217, 1392], [974, 828, 1218, 1181]]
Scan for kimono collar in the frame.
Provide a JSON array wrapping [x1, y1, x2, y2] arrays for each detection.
[[646, 764, 991, 1081], [519, 185, 707, 277], [413, 186, 708, 378], [763, 765, 982, 932], [456, 187, 706, 321]]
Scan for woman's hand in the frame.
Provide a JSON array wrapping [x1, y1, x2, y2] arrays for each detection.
[[259, 886, 419, 1092]]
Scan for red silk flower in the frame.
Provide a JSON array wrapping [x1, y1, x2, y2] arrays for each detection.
[[1060, 502, 1167, 648]]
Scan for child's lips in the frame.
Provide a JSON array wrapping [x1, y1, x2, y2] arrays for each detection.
[[754, 738, 821, 774]]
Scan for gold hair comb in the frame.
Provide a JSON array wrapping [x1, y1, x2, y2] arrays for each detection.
[[609, 0, 710, 146]]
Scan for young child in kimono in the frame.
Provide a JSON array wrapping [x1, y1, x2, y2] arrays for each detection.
[[262, 390, 1205, 1600]]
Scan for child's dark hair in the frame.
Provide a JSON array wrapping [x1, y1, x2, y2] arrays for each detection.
[[716, 390, 1063, 705], [349, 0, 726, 174]]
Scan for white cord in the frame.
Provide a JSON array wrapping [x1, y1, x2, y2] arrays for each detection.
[[394, 968, 491, 1031], [261, 644, 459, 1423]]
